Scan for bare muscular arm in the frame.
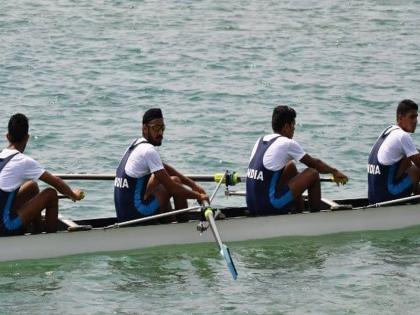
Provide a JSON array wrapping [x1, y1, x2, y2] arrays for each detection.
[[300, 154, 348, 184], [154, 168, 208, 202], [39, 171, 83, 201], [163, 163, 206, 194]]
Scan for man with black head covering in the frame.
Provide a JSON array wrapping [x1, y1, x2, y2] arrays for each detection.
[[114, 108, 209, 223]]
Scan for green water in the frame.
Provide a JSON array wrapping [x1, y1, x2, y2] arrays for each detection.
[[2, 228, 420, 314], [1, 0, 420, 313]]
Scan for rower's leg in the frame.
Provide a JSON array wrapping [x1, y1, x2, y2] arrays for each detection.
[[288, 168, 321, 212], [171, 176, 189, 222], [276, 161, 304, 212], [145, 174, 174, 210], [13, 181, 41, 232], [144, 174, 159, 199], [151, 185, 172, 212], [145, 175, 175, 222], [145, 175, 189, 222], [407, 165, 420, 194], [396, 158, 412, 178], [396, 158, 420, 194], [13, 186, 59, 233], [170, 176, 188, 209]]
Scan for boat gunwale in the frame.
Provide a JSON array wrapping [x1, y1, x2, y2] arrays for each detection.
[[1, 197, 420, 263]]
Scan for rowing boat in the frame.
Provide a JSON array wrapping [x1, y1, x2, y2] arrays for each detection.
[[1, 196, 419, 263]]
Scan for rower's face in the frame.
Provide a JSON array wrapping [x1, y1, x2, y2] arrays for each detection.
[[143, 118, 165, 146], [284, 120, 295, 139], [398, 110, 418, 133]]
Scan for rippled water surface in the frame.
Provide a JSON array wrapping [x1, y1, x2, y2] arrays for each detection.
[[1, 0, 420, 314]]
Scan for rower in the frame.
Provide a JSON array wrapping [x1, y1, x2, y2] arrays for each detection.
[[368, 99, 420, 204], [246, 105, 348, 214], [113, 108, 209, 223], [0, 113, 84, 236]]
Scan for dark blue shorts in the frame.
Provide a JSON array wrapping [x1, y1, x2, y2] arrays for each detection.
[[253, 184, 294, 215], [0, 192, 25, 236], [0, 209, 26, 236], [386, 174, 413, 201]]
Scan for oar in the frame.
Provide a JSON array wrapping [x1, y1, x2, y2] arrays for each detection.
[[54, 173, 243, 184], [55, 173, 339, 184], [353, 194, 420, 210], [104, 205, 202, 229], [58, 192, 203, 229], [203, 170, 238, 280], [204, 207, 238, 280]]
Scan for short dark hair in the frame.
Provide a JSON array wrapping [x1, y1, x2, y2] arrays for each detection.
[[397, 99, 418, 117], [272, 105, 296, 132], [8, 113, 29, 143]]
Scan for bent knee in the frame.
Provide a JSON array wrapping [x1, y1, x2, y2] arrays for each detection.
[[285, 161, 298, 175], [307, 168, 319, 177], [171, 176, 182, 184], [303, 168, 320, 183], [42, 188, 58, 200], [408, 166, 420, 182], [22, 181, 40, 196]]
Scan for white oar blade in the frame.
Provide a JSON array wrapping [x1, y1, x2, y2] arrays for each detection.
[[221, 244, 238, 280]]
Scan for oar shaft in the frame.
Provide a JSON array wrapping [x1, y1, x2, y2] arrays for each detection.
[[204, 208, 238, 280], [106, 205, 202, 229], [55, 174, 114, 180], [55, 173, 334, 183], [206, 210, 223, 250], [354, 194, 420, 210], [210, 171, 226, 203], [54, 173, 246, 182]]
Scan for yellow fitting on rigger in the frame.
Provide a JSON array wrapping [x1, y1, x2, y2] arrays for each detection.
[[213, 172, 240, 186], [204, 208, 213, 220]]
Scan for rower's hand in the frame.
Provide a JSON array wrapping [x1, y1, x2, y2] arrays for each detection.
[[71, 189, 85, 202], [197, 193, 210, 204], [192, 183, 206, 195], [332, 170, 348, 186]]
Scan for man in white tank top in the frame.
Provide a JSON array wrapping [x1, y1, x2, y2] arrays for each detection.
[[246, 106, 348, 213], [367, 99, 420, 203], [0, 114, 84, 235], [114, 108, 209, 223]]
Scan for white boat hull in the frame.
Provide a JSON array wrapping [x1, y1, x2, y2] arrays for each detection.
[[1, 201, 420, 262]]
